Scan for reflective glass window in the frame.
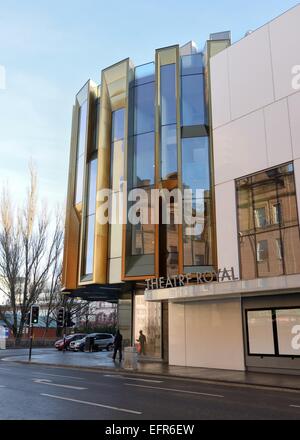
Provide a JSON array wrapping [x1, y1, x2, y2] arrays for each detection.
[[134, 82, 155, 135], [181, 74, 205, 126], [112, 108, 125, 142], [133, 132, 155, 187], [239, 234, 257, 280], [135, 63, 155, 86], [181, 53, 204, 75], [183, 198, 212, 267], [161, 64, 177, 126], [83, 214, 95, 276], [282, 227, 300, 275], [111, 109, 125, 191], [236, 178, 255, 235], [182, 137, 210, 193], [236, 163, 300, 280], [87, 158, 97, 216], [161, 124, 177, 180], [75, 155, 84, 205]]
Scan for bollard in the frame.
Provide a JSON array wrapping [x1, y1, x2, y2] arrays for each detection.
[[123, 346, 138, 370]]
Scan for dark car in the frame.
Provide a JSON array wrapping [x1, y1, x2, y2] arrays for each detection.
[[54, 333, 86, 351]]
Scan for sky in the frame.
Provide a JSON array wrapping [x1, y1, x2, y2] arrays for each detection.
[[0, 0, 299, 212]]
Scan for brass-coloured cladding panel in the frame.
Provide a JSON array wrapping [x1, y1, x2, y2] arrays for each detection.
[[94, 59, 131, 285]]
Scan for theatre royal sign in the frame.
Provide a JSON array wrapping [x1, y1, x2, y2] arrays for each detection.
[[145, 267, 239, 291]]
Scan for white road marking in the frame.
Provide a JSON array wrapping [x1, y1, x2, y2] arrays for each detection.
[[32, 372, 84, 380], [33, 379, 87, 390], [104, 374, 162, 384], [41, 393, 142, 415], [290, 405, 300, 408], [0, 385, 6, 388], [0, 368, 11, 372], [125, 383, 224, 398]]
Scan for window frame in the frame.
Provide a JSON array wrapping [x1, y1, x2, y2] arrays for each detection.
[[245, 306, 300, 359]]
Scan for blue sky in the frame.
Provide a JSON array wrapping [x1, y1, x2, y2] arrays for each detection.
[[0, 0, 298, 210]]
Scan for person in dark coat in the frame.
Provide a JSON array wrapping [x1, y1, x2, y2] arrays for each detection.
[[113, 330, 123, 362]]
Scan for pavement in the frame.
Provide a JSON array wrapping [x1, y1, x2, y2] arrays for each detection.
[[2, 348, 300, 392], [1, 359, 300, 419]]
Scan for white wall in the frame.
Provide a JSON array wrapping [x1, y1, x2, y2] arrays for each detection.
[[210, 4, 300, 272], [169, 300, 245, 371]]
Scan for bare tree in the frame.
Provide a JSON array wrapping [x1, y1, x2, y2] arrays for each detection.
[[0, 165, 64, 345]]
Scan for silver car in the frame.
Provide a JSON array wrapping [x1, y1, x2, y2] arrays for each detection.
[[93, 333, 114, 351]]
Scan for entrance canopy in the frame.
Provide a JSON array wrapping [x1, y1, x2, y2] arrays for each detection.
[[62, 282, 133, 302]]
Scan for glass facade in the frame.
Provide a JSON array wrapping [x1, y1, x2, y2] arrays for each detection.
[[181, 136, 212, 270], [82, 157, 97, 277], [161, 125, 177, 180], [125, 64, 156, 276], [75, 100, 88, 205], [111, 109, 125, 192], [237, 163, 300, 280], [160, 64, 177, 180], [161, 64, 177, 126], [182, 137, 210, 195], [133, 132, 155, 187], [134, 81, 155, 135], [181, 53, 206, 127], [183, 198, 213, 269]]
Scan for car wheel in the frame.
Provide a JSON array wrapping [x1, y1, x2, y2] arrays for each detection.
[[107, 344, 113, 352]]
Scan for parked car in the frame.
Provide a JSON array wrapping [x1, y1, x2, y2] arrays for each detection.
[[69, 336, 87, 352], [93, 333, 114, 351], [69, 333, 114, 352], [54, 333, 86, 351]]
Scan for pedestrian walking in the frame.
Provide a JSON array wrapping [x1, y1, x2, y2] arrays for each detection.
[[136, 330, 146, 355], [113, 330, 123, 362]]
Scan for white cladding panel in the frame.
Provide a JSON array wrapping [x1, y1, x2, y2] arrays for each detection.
[[228, 26, 274, 120], [169, 300, 245, 370], [269, 5, 300, 100]]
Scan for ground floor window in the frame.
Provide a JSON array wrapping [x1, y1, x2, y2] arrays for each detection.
[[246, 307, 300, 357]]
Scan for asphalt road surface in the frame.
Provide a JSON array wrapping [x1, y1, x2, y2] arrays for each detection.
[[0, 360, 300, 420]]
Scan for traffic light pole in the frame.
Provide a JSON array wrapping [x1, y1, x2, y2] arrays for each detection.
[[28, 322, 33, 362]]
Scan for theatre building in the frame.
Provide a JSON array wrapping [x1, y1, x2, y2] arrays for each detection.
[[62, 4, 300, 374]]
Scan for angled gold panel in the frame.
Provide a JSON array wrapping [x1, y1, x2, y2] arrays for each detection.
[[78, 81, 99, 286], [94, 59, 132, 285], [62, 104, 80, 290]]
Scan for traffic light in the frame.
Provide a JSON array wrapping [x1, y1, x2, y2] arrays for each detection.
[[31, 306, 39, 325], [57, 307, 65, 328], [65, 311, 75, 328], [25, 312, 31, 326]]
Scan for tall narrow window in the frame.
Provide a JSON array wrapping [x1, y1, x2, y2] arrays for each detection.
[[160, 64, 177, 180], [125, 63, 155, 277], [82, 157, 97, 277], [181, 53, 206, 127], [111, 109, 125, 192]]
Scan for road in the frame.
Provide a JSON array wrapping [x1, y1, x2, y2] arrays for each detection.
[[0, 360, 300, 419]]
